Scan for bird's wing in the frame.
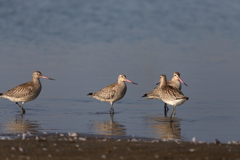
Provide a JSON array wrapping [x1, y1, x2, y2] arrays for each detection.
[[145, 86, 161, 99], [168, 86, 186, 99], [94, 83, 117, 100], [3, 82, 34, 98]]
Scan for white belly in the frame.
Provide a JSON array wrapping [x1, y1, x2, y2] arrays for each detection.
[[163, 98, 187, 106]]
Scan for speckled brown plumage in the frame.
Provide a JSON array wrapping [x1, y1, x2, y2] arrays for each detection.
[[88, 74, 137, 114], [0, 71, 54, 114], [143, 72, 188, 115], [158, 74, 188, 120]]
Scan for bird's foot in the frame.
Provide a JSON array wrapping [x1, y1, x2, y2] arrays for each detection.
[[21, 108, 26, 114], [170, 115, 175, 122], [110, 108, 114, 115]]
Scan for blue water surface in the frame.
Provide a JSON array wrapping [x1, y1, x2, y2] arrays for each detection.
[[0, 0, 240, 143]]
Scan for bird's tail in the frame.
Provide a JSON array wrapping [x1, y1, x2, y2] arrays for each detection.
[[0, 93, 2, 96], [142, 94, 147, 98], [87, 93, 93, 96]]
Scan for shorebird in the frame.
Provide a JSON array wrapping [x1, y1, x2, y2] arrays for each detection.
[[158, 74, 188, 120], [0, 71, 55, 114], [165, 72, 188, 90], [142, 82, 161, 100], [87, 74, 138, 114], [157, 72, 188, 115], [142, 72, 188, 117]]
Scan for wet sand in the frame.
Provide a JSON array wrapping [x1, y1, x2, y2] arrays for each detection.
[[1, 134, 240, 160]]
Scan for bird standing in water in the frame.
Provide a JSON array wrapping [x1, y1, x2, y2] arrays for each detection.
[[158, 74, 188, 120], [0, 71, 55, 114], [143, 72, 188, 116], [88, 74, 138, 114], [158, 72, 188, 115]]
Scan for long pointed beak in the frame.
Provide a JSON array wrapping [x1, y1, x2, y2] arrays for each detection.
[[156, 81, 160, 85], [125, 79, 138, 85], [178, 78, 188, 86], [41, 76, 55, 80]]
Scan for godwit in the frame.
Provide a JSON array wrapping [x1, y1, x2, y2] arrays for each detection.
[[158, 74, 188, 120], [167, 72, 188, 90], [142, 83, 161, 100], [157, 72, 188, 114], [87, 74, 138, 114], [0, 71, 55, 114]]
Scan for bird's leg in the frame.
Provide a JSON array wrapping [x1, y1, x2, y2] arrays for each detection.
[[109, 113, 114, 126], [110, 107, 114, 114], [173, 106, 176, 117], [170, 105, 176, 121], [16, 102, 26, 114], [110, 104, 114, 115], [166, 104, 169, 112], [164, 103, 169, 117]]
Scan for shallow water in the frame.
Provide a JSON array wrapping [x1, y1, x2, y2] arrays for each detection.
[[0, 0, 240, 143]]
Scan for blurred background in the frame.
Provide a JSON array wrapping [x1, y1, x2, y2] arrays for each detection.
[[0, 0, 239, 142]]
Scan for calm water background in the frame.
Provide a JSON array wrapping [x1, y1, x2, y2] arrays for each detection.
[[0, 0, 240, 142]]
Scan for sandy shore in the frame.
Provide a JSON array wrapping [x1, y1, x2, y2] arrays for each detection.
[[1, 133, 240, 160]]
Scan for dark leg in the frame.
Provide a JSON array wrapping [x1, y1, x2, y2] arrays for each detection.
[[110, 105, 114, 115], [164, 103, 169, 117], [110, 113, 114, 122], [16, 102, 26, 114]]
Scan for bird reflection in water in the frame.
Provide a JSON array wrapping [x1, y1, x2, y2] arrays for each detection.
[[93, 114, 126, 136], [147, 116, 182, 140], [4, 114, 40, 133]]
